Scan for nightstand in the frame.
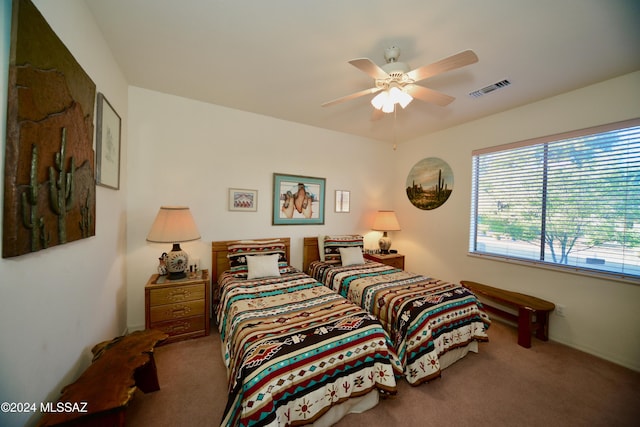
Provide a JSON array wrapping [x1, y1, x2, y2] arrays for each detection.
[[364, 253, 405, 270], [145, 269, 210, 344]]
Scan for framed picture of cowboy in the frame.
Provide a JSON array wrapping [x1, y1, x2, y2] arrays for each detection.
[[272, 173, 325, 225]]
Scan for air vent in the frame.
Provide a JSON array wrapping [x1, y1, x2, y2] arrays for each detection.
[[469, 79, 511, 98]]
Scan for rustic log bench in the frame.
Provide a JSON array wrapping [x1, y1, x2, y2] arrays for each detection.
[[39, 329, 168, 427], [461, 280, 555, 348]]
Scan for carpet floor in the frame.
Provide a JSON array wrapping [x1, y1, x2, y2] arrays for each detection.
[[125, 320, 640, 426]]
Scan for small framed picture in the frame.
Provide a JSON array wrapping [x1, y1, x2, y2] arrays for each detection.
[[229, 188, 258, 211], [335, 190, 350, 213], [96, 93, 121, 190]]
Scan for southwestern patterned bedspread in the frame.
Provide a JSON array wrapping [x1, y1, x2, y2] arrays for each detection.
[[216, 270, 401, 427], [308, 261, 491, 386]]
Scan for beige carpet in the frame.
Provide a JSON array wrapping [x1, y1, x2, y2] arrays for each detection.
[[125, 320, 640, 427]]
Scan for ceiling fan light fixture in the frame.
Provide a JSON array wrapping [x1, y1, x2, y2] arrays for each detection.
[[371, 90, 389, 110], [388, 86, 413, 109], [382, 100, 395, 113], [371, 87, 413, 113], [396, 88, 413, 109]]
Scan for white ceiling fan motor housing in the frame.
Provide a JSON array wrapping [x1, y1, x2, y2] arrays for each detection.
[[380, 46, 412, 87]]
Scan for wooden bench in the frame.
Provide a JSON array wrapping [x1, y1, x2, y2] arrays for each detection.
[[461, 280, 555, 348], [39, 329, 168, 427]]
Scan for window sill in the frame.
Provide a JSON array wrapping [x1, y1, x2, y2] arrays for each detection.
[[467, 252, 640, 286]]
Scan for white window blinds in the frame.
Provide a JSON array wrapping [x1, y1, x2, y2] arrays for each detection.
[[470, 118, 640, 282]]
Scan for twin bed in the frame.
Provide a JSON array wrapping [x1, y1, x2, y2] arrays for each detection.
[[212, 238, 400, 427], [302, 236, 490, 386], [212, 236, 490, 427]]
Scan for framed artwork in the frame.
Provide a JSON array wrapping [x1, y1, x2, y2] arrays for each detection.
[[229, 188, 258, 211], [96, 93, 121, 189], [3, 0, 96, 258], [272, 173, 325, 225], [335, 190, 350, 213], [406, 157, 454, 210]]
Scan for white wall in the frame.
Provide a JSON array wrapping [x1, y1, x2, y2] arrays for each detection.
[[393, 71, 640, 371], [126, 87, 396, 330], [0, 1, 128, 426]]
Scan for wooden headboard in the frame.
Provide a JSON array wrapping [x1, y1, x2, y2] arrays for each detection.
[[302, 237, 321, 273], [211, 237, 291, 283]]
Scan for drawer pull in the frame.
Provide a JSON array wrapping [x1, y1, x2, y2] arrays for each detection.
[[171, 307, 190, 317], [168, 322, 190, 333], [169, 290, 190, 300]]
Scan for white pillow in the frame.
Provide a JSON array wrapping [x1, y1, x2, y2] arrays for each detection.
[[247, 254, 281, 279], [339, 246, 365, 266]]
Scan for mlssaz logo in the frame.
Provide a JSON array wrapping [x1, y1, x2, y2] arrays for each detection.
[[40, 401, 89, 413]]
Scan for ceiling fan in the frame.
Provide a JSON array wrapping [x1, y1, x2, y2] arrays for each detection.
[[322, 47, 478, 118]]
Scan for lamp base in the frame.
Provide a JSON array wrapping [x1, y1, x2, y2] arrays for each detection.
[[378, 232, 392, 254], [166, 243, 189, 280], [167, 270, 187, 280]]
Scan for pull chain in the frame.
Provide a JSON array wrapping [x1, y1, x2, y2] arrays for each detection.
[[393, 107, 397, 151]]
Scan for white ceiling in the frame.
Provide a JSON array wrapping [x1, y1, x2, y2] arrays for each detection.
[[85, 0, 640, 145]]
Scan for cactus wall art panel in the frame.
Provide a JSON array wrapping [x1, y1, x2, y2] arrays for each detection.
[[3, 0, 96, 258], [406, 157, 454, 210]]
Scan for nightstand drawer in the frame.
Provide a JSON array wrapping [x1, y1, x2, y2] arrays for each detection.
[[151, 316, 206, 337], [150, 300, 205, 322], [364, 253, 405, 270], [149, 284, 205, 305], [384, 257, 404, 269]]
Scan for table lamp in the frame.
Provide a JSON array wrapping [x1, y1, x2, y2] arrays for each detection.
[[372, 210, 401, 254], [146, 206, 200, 280]]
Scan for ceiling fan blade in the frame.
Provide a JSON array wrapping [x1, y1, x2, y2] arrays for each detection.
[[348, 58, 389, 80], [405, 84, 455, 107], [321, 87, 382, 108], [406, 50, 478, 83]]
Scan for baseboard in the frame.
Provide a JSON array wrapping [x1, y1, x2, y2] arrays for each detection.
[[126, 324, 145, 334], [549, 335, 640, 373]]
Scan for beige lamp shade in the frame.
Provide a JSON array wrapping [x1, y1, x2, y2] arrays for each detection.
[[147, 206, 200, 280], [372, 210, 400, 253], [372, 210, 401, 232], [147, 206, 200, 243]]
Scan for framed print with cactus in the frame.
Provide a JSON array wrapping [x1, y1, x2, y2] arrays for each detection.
[[96, 93, 121, 190]]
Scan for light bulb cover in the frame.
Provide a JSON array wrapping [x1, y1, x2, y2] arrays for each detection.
[[397, 90, 413, 108], [371, 90, 388, 110], [382, 101, 395, 113], [371, 87, 414, 113]]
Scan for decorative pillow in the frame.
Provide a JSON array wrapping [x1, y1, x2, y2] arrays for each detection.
[[339, 246, 365, 266], [227, 240, 294, 277], [236, 239, 282, 245], [247, 254, 281, 279], [324, 235, 364, 264]]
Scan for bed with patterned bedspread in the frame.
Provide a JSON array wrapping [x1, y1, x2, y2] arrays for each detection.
[[215, 239, 401, 427], [305, 236, 491, 386]]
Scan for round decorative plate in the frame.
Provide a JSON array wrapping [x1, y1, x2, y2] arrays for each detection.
[[406, 157, 454, 210]]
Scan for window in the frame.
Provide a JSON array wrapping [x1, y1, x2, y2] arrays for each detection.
[[469, 118, 640, 283]]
